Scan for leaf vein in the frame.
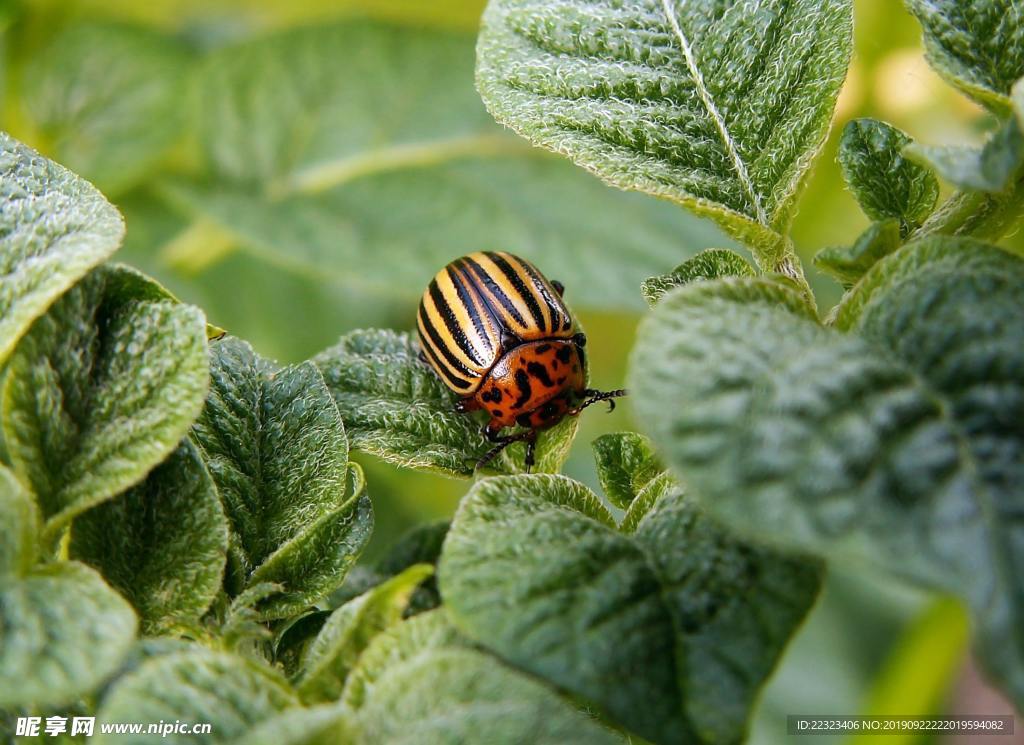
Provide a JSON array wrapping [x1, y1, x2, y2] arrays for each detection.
[[658, 0, 767, 224]]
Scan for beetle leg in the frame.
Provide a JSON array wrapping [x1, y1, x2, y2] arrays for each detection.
[[551, 280, 565, 296], [476, 429, 536, 472], [455, 398, 481, 414], [572, 332, 587, 348], [523, 430, 538, 472], [482, 421, 504, 442]]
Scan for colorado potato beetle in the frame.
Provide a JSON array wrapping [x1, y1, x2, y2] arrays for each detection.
[[417, 251, 626, 471]]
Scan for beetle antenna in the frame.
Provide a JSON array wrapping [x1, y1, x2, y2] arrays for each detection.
[[571, 388, 627, 415]]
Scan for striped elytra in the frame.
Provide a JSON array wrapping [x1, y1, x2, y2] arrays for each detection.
[[417, 251, 626, 471], [417, 251, 575, 394]]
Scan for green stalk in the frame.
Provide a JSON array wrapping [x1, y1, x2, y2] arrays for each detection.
[[914, 178, 1024, 242]]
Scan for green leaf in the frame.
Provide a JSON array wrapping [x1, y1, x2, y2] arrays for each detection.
[[192, 337, 372, 618], [340, 609, 467, 711], [476, 0, 853, 262], [906, 0, 1024, 113], [641, 248, 756, 307], [230, 705, 352, 745], [2, 265, 210, 543], [21, 22, 192, 195], [591, 432, 663, 509], [297, 564, 434, 703], [313, 329, 576, 477], [0, 132, 124, 364], [0, 562, 136, 708], [439, 474, 821, 743], [814, 219, 902, 289], [629, 247, 1024, 708], [906, 118, 1024, 194], [95, 649, 298, 745], [838, 119, 939, 233], [102, 262, 227, 339], [630, 486, 822, 742], [839, 236, 1024, 706], [329, 521, 449, 615], [0, 464, 38, 576], [160, 19, 727, 312], [343, 610, 623, 745], [619, 471, 680, 533], [69, 440, 228, 634]]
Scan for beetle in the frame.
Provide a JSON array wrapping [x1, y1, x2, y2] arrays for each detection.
[[417, 251, 626, 471]]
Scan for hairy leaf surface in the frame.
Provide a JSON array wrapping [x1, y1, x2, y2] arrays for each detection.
[[70, 440, 228, 634], [161, 20, 727, 311], [343, 610, 622, 744], [840, 237, 1024, 705], [96, 650, 297, 745], [314, 329, 576, 477], [230, 705, 352, 745], [838, 119, 938, 233], [814, 220, 902, 289], [297, 564, 433, 703], [439, 474, 821, 743], [0, 133, 124, 364], [591, 432, 663, 509], [476, 0, 853, 260], [329, 521, 449, 617], [641, 248, 755, 307], [0, 562, 136, 708], [22, 22, 192, 195], [906, 0, 1024, 112], [193, 337, 372, 618], [2, 265, 209, 542], [0, 465, 38, 577], [631, 247, 1024, 707]]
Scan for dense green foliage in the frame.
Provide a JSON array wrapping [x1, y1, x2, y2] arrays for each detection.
[[1, 0, 1022, 743]]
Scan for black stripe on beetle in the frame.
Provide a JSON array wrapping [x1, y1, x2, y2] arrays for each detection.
[[487, 252, 548, 332], [446, 266, 494, 354], [427, 280, 484, 365], [463, 255, 529, 329], [417, 328, 473, 390]]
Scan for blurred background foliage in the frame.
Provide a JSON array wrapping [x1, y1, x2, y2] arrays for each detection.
[[1, 0, 1016, 742]]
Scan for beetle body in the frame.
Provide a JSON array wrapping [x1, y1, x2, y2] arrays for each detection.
[[417, 251, 624, 469]]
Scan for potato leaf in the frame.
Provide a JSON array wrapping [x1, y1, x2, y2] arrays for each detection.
[[96, 649, 298, 745], [906, 0, 1024, 113], [343, 609, 624, 744], [192, 337, 372, 619], [630, 241, 1024, 708], [160, 19, 727, 311], [0, 562, 136, 708], [439, 474, 821, 743], [69, 440, 228, 634], [313, 329, 576, 477], [476, 0, 853, 264], [2, 265, 209, 544], [838, 118, 939, 234], [297, 564, 434, 703], [21, 22, 192, 195], [641, 248, 756, 307], [0, 133, 124, 364]]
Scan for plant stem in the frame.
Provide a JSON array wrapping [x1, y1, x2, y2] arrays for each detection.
[[914, 178, 1024, 242], [774, 250, 817, 313]]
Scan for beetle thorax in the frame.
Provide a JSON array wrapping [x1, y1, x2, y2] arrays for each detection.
[[473, 340, 586, 429]]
